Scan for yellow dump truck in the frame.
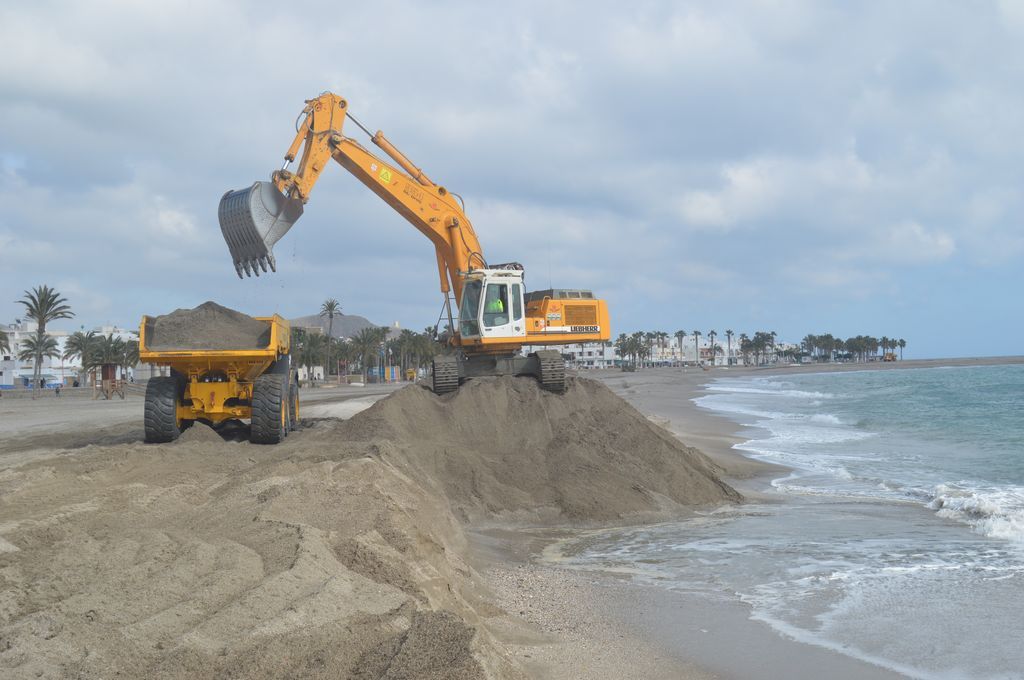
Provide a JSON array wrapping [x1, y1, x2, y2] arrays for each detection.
[[138, 313, 298, 444]]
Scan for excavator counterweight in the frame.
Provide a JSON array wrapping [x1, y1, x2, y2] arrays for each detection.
[[219, 182, 303, 277]]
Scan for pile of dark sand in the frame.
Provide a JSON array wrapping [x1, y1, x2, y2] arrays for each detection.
[[148, 301, 270, 350], [331, 376, 741, 523], [0, 418, 516, 679], [172, 421, 223, 444]]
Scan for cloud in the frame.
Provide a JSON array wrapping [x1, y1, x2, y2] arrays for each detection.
[[0, 1, 1021, 358], [676, 158, 784, 229], [871, 221, 955, 263], [675, 150, 874, 230]]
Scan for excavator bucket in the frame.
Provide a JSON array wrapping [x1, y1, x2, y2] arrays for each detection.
[[218, 182, 304, 278]]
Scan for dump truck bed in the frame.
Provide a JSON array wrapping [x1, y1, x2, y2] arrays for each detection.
[[139, 314, 290, 383]]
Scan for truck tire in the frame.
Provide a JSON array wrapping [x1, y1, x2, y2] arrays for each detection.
[[145, 377, 182, 443], [251, 373, 286, 444]]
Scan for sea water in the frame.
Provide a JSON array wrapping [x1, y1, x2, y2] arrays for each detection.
[[557, 365, 1024, 679]]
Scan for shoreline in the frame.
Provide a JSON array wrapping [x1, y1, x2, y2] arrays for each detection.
[[477, 359, 1018, 679]]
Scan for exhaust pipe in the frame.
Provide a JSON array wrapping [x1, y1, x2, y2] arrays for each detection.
[[218, 182, 304, 278]]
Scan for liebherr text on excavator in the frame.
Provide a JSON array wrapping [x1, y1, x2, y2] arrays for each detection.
[[218, 92, 610, 394]]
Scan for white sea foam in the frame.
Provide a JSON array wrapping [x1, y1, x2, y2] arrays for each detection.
[[928, 484, 1024, 543], [736, 421, 875, 449], [702, 369, 1024, 548], [705, 384, 835, 399], [692, 394, 788, 420]]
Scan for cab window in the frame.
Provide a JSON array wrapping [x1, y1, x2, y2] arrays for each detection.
[[511, 284, 522, 321], [459, 280, 482, 336], [482, 283, 509, 328]]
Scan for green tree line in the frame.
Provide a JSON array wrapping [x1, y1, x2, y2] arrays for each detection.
[[614, 328, 907, 367], [292, 301, 447, 382]]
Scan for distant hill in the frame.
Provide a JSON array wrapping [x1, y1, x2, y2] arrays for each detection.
[[289, 313, 385, 340]]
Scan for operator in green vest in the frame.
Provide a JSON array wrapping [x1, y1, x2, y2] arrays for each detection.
[[484, 287, 504, 314]]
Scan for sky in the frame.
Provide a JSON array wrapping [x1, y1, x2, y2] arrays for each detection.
[[1, 0, 1022, 359]]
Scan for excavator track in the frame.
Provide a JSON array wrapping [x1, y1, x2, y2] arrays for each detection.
[[535, 350, 566, 394], [431, 355, 460, 395]]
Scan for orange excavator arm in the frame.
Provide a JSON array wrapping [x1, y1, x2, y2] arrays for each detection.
[[221, 92, 485, 306]]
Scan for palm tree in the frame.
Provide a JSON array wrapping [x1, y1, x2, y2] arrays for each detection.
[[352, 327, 388, 382], [739, 333, 752, 365], [18, 335, 60, 386], [725, 329, 734, 366], [769, 331, 777, 364], [395, 329, 418, 372], [615, 333, 629, 366], [93, 334, 126, 366], [319, 298, 341, 379], [299, 332, 327, 380], [692, 330, 701, 365], [411, 330, 441, 371], [120, 339, 140, 379], [674, 330, 686, 362], [898, 338, 906, 360], [0, 328, 10, 355], [17, 285, 74, 394], [656, 331, 669, 363], [63, 330, 100, 384], [630, 331, 648, 366], [330, 336, 352, 375], [707, 330, 717, 366]]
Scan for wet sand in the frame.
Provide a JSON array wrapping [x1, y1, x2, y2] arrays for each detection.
[[484, 366, 906, 679]]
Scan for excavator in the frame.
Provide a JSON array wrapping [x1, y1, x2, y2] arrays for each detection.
[[218, 92, 610, 394]]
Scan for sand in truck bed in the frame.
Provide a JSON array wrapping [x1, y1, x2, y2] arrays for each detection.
[[147, 301, 272, 351]]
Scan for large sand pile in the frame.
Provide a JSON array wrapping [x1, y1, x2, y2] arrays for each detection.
[[0, 376, 739, 678], [147, 301, 271, 350], [0, 432, 514, 679], [333, 377, 741, 523]]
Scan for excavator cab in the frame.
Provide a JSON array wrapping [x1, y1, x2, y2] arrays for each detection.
[[219, 182, 304, 278], [457, 270, 527, 342]]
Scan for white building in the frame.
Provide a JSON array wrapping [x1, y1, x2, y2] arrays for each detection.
[[1, 319, 76, 389], [520, 342, 619, 369], [639, 335, 741, 367], [563, 343, 618, 369], [1, 320, 146, 389]]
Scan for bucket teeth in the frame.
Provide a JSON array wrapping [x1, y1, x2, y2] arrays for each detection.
[[218, 181, 304, 278]]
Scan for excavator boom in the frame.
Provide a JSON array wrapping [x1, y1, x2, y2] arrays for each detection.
[[218, 92, 611, 393]]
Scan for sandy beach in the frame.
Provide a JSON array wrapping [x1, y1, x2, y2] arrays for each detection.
[[2, 357, 1021, 679], [0, 374, 736, 678]]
